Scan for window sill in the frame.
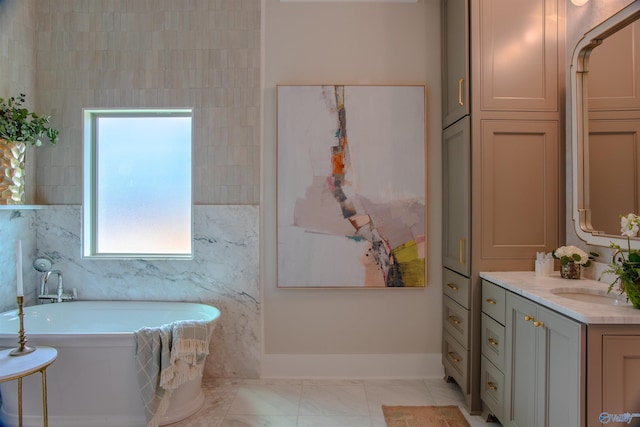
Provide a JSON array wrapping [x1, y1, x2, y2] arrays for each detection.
[[0, 205, 49, 210]]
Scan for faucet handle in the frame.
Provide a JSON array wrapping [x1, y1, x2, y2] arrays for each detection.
[[61, 288, 78, 302]]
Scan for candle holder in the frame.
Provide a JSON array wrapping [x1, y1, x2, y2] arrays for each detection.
[[9, 296, 35, 356]]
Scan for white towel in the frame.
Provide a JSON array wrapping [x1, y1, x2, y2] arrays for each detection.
[[161, 320, 211, 390], [134, 320, 211, 427]]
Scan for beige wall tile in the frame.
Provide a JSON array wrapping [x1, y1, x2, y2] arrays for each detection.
[[12, 0, 262, 204]]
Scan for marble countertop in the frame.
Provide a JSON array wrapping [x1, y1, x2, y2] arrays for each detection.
[[479, 271, 640, 324]]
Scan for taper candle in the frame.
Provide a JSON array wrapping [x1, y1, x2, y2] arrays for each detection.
[[16, 240, 23, 297]]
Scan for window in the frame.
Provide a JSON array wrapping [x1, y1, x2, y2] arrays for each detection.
[[83, 109, 193, 258]]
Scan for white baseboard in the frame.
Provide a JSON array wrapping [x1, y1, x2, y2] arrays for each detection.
[[260, 353, 443, 379]]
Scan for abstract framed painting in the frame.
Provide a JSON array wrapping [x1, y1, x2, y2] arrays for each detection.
[[276, 85, 426, 288]]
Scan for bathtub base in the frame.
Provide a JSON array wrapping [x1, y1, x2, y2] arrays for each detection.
[[0, 382, 205, 427], [0, 335, 208, 427], [159, 384, 205, 425]]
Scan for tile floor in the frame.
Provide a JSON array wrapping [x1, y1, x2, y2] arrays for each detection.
[[169, 378, 502, 427]]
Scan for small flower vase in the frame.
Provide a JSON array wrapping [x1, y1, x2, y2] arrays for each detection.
[[623, 280, 640, 309], [560, 261, 580, 279]]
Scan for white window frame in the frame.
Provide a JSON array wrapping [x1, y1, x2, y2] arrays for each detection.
[[82, 108, 194, 259]]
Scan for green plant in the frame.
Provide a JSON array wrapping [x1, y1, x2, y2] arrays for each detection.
[[605, 213, 640, 297], [552, 245, 597, 267], [0, 93, 59, 146]]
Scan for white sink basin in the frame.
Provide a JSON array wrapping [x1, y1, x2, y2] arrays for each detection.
[[550, 287, 631, 306]]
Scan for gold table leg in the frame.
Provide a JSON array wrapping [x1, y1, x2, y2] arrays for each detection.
[[17, 377, 22, 427], [41, 369, 48, 427], [15, 369, 49, 427]]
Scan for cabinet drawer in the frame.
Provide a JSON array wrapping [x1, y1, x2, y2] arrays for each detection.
[[481, 313, 505, 371], [443, 268, 471, 309], [443, 330, 469, 393], [482, 280, 506, 324], [481, 355, 505, 422], [443, 295, 469, 348]]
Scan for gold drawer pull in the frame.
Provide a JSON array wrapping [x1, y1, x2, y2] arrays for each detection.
[[485, 298, 497, 305], [459, 238, 466, 265], [533, 320, 545, 328], [487, 381, 498, 391], [447, 283, 459, 292], [448, 315, 461, 325], [487, 338, 498, 346], [524, 315, 534, 322], [448, 351, 461, 363], [458, 77, 465, 106]]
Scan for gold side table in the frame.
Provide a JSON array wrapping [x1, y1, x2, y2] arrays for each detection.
[[0, 346, 57, 427]]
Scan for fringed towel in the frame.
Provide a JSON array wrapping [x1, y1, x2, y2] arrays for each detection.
[[134, 320, 211, 427]]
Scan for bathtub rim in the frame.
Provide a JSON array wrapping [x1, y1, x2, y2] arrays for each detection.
[[0, 300, 221, 337]]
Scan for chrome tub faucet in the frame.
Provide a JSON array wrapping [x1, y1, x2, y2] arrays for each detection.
[[45, 270, 64, 303], [34, 257, 77, 303]]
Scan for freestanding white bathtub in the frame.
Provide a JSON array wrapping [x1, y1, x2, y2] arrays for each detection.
[[0, 301, 221, 427]]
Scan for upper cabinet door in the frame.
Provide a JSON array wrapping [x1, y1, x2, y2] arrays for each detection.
[[473, 0, 559, 112], [476, 119, 559, 265], [442, 0, 470, 128]]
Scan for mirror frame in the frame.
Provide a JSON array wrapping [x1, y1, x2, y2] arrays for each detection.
[[571, 2, 640, 248]]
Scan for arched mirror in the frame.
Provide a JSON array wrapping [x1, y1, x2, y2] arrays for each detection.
[[571, 2, 640, 248]]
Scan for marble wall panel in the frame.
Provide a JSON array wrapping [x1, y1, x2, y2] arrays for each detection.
[[31, 204, 260, 378], [0, 209, 38, 313]]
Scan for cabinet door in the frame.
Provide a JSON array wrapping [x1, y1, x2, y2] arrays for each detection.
[[506, 293, 583, 427], [505, 293, 539, 427], [475, 120, 559, 268], [443, 117, 470, 275], [601, 336, 640, 427], [587, 326, 640, 427], [473, 0, 559, 112], [442, 0, 469, 127], [540, 306, 582, 427]]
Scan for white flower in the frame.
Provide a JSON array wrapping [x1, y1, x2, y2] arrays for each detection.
[[621, 213, 640, 237], [553, 245, 590, 265]]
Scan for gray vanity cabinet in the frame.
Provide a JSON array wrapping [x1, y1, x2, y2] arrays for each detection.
[[504, 292, 584, 427], [481, 271, 640, 427]]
